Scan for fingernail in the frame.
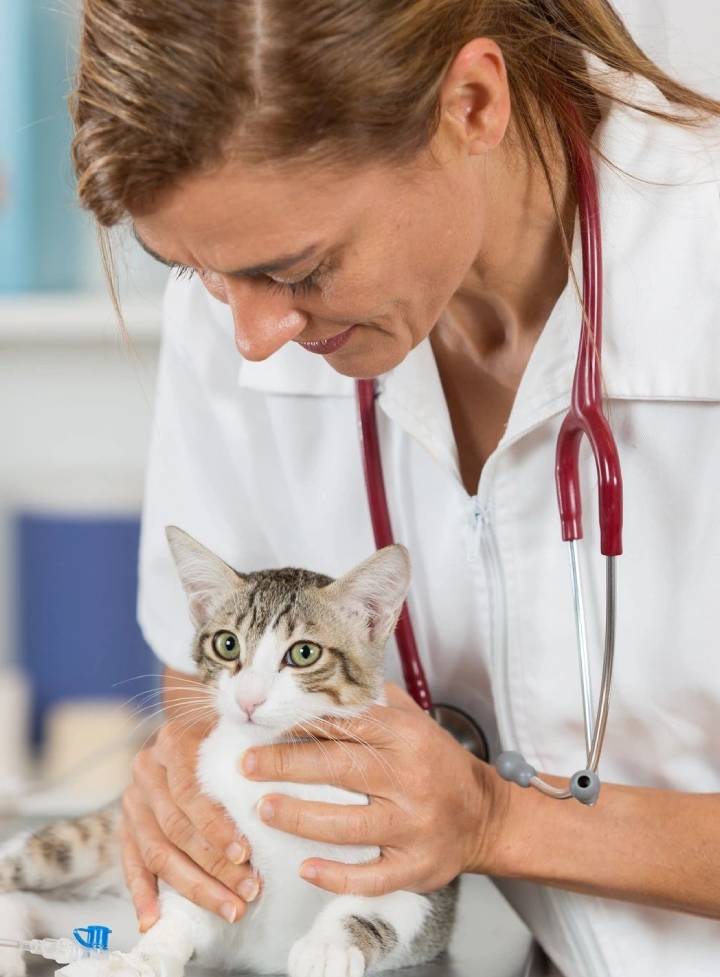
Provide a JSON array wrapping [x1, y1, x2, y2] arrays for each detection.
[[258, 799, 274, 822], [241, 750, 257, 775], [226, 841, 248, 864], [221, 902, 238, 924], [138, 916, 157, 934], [300, 864, 318, 881], [240, 877, 259, 902]]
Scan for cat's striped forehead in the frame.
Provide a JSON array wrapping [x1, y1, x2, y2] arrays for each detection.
[[192, 567, 333, 673], [237, 567, 332, 644]]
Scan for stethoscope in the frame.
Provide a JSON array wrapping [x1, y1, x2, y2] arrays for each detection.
[[355, 124, 623, 807]]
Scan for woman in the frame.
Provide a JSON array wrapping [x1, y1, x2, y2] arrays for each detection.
[[72, 1, 720, 975]]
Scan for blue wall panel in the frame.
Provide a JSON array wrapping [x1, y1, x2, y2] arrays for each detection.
[[17, 514, 159, 745]]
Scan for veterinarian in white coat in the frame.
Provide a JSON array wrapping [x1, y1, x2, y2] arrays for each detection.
[[69, 2, 720, 975], [132, 78, 720, 977]]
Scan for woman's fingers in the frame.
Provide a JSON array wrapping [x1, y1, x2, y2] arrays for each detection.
[[120, 820, 160, 933], [257, 795, 398, 846], [122, 782, 250, 923], [241, 738, 392, 794], [298, 851, 418, 897], [152, 726, 245, 859], [132, 742, 255, 895]]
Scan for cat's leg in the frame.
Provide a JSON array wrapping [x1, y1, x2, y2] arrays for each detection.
[[288, 880, 458, 977], [56, 890, 199, 977]]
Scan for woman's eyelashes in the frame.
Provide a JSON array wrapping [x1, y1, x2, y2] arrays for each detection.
[[171, 263, 326, 297]]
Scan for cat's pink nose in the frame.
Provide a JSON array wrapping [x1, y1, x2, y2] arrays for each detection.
[[237, 697, 266, 719]]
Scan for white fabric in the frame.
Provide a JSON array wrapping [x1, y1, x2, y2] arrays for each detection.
[[138, 69, 720, 977]]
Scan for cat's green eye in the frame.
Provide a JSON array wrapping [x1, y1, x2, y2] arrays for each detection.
[[212, 631, 240, 661], [286, 641, 322, 668]]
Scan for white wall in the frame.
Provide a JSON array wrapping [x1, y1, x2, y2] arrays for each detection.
[[0, 296, 162, 667], [617, 0, 720, 96]]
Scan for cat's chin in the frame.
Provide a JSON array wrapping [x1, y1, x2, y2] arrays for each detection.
[[215, 711, 293, 747]]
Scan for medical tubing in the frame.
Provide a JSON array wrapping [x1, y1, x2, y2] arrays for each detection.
[[587, 556, 616, 771], [0, 937, 113, 965], [568, 539, 594, 756], [355, 379, 433, 713], [523, 555, 616, 800]]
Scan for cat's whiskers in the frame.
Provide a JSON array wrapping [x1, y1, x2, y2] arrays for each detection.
[[291, 720, 359, 791], [116, 676, 209, 714], [173, 707, 217, 738], [299, 714, 402, 792], [286, 707, 391, 794], [127, 694, 213, 723]]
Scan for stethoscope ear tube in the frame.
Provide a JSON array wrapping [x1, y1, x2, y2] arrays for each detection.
[[356, 379, 488, 759], [496, 553, 615, 806]]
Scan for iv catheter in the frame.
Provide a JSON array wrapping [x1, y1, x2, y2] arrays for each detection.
[[0, 925, 115, 965], [355, 119, 623, 805]]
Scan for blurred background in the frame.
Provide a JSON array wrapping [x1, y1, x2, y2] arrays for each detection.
[[0, 0, 718, 816]]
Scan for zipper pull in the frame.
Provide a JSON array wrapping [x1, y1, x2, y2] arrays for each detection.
[[467, 497, 490, 561]]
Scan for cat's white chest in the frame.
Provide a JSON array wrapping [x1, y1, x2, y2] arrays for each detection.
[[189, 723, 379, 971]]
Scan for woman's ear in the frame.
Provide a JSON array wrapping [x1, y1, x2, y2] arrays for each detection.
[[438, 37, 512, 156], [165, 525, 244, 627], [323, 544, 411, 645]]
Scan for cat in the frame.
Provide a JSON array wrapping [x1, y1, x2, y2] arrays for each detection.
[[0, 527, 458, 977]]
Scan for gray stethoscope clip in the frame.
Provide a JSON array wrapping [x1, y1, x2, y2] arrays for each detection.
[[495, 546, 616, 806]]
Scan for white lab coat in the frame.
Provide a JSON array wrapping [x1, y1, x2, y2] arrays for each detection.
[[138, 68, 720, 977]]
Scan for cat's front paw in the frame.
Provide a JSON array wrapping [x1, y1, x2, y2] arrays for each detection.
[[0, 947, 26, 977], [288, 937, 365, 977]]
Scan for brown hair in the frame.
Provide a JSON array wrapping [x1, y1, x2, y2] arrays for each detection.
[[72, 0, 720, 230]]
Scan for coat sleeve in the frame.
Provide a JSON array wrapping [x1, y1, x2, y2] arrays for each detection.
[[137, 274, 272, 672]]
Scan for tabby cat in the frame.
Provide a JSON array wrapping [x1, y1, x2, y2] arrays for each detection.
[[0, 528, 457, 977]]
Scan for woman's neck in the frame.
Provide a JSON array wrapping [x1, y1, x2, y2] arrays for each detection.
[[430, 132, 576, 494], [441, 132, 575, 370]]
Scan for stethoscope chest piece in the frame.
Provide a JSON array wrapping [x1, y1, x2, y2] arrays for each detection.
[[431, 703, 489, 762]]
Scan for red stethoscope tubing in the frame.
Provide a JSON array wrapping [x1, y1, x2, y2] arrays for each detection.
[[355, 378, 432, 712], [356, 128, 623, 715]]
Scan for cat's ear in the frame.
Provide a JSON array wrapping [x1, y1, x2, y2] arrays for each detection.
[[324, 545, 411, 645], [165, 526, 244, 627]]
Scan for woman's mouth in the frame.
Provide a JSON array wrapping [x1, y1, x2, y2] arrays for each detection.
[[296, 325, 356, 354]]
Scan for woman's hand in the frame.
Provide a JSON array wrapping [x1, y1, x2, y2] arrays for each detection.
[[122, 719, 261, 931], [238, 682, 509, 896]]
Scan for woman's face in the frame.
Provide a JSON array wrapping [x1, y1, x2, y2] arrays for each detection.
[[132, 41, 510, 378], [134, 149, 487, 378]]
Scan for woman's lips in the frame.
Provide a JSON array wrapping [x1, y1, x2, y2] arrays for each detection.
[[296, 325, 355, 354]]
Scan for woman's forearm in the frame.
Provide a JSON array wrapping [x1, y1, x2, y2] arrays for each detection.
[[480, 769, 720, 919]]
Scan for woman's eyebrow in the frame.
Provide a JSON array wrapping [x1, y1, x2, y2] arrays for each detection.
[[131, 227, 322, 276]]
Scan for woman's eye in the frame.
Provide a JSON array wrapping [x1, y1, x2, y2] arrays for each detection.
[[212, 631, 240, 661], [264, 269, 322, 298], [285, 641, 322, 668]]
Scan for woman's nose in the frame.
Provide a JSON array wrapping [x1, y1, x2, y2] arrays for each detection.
[[223, 278, 309, 361]]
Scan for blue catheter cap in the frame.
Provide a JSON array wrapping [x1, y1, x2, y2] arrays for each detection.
[[72, 926, 112, 950]]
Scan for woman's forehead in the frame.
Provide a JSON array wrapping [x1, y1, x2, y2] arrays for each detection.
[[131, 156, 406, 270]]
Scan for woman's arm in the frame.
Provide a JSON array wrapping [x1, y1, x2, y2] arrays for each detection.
[[485, 770, 720, 919], [243, 682, 720, 919]]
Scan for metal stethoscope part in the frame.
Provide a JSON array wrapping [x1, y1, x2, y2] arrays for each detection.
[[355, 119, 622, 805]]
